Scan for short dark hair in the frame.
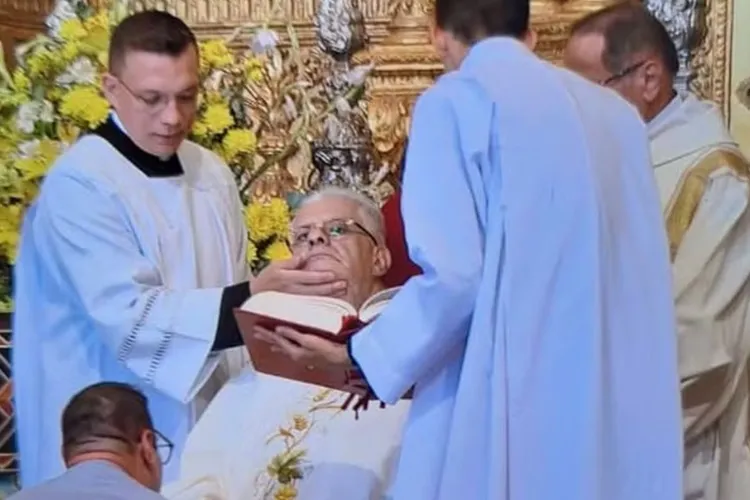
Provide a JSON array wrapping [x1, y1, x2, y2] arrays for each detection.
[[434, 0, 530, 44], [61, 382, 153, 459], [570, 1, 679, 77], [108, 10, 198, 75]]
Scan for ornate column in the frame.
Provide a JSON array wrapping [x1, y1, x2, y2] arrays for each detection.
[[645, 0, 707, 91], [643, 0, 731, 110]]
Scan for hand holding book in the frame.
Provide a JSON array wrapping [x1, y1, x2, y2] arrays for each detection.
[[254, 324, 396, 418], [253, 324, 353, 369], [236, 287, 413, 412]]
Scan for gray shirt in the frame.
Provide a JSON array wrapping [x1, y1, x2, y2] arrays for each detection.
[[9, 460, 167, 500]]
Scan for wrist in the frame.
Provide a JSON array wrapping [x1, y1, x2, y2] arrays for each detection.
[[330, 344, 351, 367], [248, 277, 263, 295]]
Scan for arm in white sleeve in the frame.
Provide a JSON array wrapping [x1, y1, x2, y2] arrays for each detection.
[[349, 84, 486, 403], [672, 168, 750, 437], [674, 170, 750, 380], [225, 166, 252, 283], [34, 170, 249, 403]]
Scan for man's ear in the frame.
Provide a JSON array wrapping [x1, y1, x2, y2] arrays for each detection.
[[371, 246, 392, 278], [641, 60, 663, 103], [138, 430, 160, 472], [137, 430, 163, 492], [430, 24, 450, 60], [523, 29, 538, 51], [101, 73, 119, 108]]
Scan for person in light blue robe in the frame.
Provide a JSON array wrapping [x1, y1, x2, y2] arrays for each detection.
[[256, 0, 685, 498], [11, 11, 343, 489]]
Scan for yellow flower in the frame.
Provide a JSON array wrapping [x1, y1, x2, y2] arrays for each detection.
[[60, 41, 83, 63], [246, 198, 290, 242], [246, 203, 275, 241], [57, 121, 82, 145], [191, 121, 209, 138], [267, 197, 292, 236], [0, 89, 25, 108], [12, 69, 31, 93], [274, 484, 298, 500], [81, 12, 111, 53], [47, 87, 66, 102], [244, 58, 264, 81], [222, 128, 257, 162], [196, 102, 233, 136], [59, 86, 109, 128], [96, 51, 108, 68], [25, 48, 59, 78], [0, 204, 21, 263], [199, 39, 234, 72], [15, 139, 62, 182], [59, 18, 88, 42], [246, 240, 258, 264], [0, 135, 16, 159], [203, 91, 225, 105], [264, 240, 292, 261]]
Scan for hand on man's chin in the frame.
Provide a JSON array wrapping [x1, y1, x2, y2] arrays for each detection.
[[302, 254, 340, 273], [302, 256, 348, 298]]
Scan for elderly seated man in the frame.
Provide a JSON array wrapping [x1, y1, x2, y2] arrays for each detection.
[[162, 187, 410, 500]]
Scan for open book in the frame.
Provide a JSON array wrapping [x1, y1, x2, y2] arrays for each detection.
[[234, 287, 399, 391], [235, 287, 398, 342]]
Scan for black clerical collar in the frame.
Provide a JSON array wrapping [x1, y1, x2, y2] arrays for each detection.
[[92, 116, 184, 178]]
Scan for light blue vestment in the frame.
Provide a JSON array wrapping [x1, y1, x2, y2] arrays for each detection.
[[12, 116, 249, 487], [351, 37, 683, 500]]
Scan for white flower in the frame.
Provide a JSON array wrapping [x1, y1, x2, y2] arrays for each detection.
[[39, 100, 54, 123], [56, 57, 97, 87], [344, 63, 373, 87], [16, 102, 39, 134], [203, 70, 223, 93], [17, 140, 40, 159], [250, 29, 279, 55], [45, 0, 78, 40], [15, 100, 54, 134]]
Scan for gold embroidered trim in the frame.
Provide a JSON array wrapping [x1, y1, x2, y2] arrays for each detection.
[[254, 389, 346, 499], [664, 149, 750, 260]]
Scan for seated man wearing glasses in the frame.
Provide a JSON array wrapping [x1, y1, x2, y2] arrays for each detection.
[[10, 382, 171, 500], [163, 187, 410, 500], [566, 4, 750, 500]]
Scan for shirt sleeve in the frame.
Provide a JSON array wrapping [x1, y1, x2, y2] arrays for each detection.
[[33, 170, 241, 404], [212, 166, 252, 351], [673, 168, 750, 437], [674, 170, 750, 381], [349, 85, 486, 404]]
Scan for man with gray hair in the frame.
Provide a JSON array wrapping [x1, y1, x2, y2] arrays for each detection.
[[162, 187, 410, 500]]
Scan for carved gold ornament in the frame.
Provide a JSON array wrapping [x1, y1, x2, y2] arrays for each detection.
[[0, 0, 732, 173]]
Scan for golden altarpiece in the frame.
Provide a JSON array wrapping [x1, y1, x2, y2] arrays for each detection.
[[0, 0, 737, 480]]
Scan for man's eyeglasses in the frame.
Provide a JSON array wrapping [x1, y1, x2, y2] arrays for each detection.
[[66, 428, 174, 464], [151, 428, 174, 464], [599, 60, 647, 86], [116, 78, 198, 115], [289, 218, 378, 248]]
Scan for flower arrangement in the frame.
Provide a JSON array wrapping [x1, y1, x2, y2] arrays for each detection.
[[0, 0, 372, 306]]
